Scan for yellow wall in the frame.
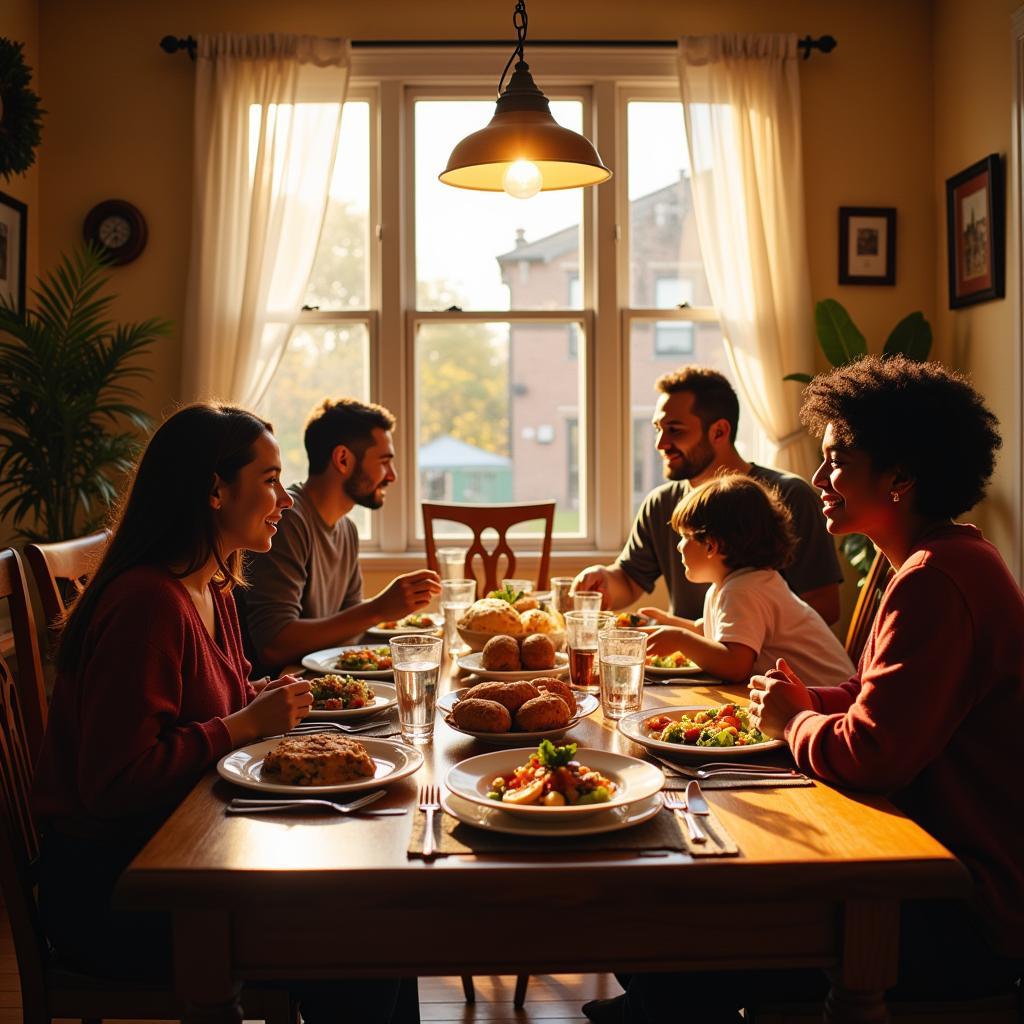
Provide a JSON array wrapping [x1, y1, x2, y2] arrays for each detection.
[[932, 0, 1020, 573]]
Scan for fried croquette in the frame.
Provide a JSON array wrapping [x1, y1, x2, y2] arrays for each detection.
[[451, 697, 512, 733], [515, 693, 571, 731], [534, 677, 576, 713], [481, 634, 521, 671], [462, 680, 539, 713], [520, 633, 556, 670], [512, 595, 539, 613]]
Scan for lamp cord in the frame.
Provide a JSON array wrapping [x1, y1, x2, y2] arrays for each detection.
[[496, 0, 528, 98]]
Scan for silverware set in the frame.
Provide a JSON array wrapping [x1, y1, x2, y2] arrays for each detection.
[[226, 789, 408, 817], [267, 717, 395, 739], [664, 780, 715, 845]]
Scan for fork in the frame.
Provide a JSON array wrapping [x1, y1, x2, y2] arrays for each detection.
[[418, 784, 442, 860], [647, 752, 800, 780], [663, 792, 707, 844], [227, 791, 407, 816], [289, 717, 391, 735]]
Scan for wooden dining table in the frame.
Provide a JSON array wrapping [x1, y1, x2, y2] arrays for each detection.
[[117, 664, 969, 1024]]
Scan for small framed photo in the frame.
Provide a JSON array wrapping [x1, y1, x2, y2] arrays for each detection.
[[946, 154, 1005, 309], [0, 190, 28, 318], [839, 206, 896, 285]]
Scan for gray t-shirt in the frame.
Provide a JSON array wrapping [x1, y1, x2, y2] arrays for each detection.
[[244, 483, 364, 661], [617, 464, 843, 619]]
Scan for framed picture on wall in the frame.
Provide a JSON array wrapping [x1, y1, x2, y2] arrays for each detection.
[[946, 153, 1005, 309], [838, 206, 896, 285], [0, 190, 28, 318]]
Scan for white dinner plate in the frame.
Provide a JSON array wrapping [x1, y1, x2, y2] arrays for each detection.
[[437, 688, 599, 746], [301, 645, 394, 679], [363, 615, 442, 640], [617, 705, 786, 761], [217, 737, 423, 795], [455, 650, 570, 682], [305, 681, 398, 721], [644, 660, 703, 678], [445, 747, 663, 818], [441, 789, 664, 837]]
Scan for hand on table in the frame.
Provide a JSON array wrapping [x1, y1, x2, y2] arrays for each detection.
[[747, 658, 814, 738], [231, 675, 312, 744], [643, 626, 690, 657]]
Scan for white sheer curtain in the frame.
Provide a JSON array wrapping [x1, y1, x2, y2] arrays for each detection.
[[182, 34, 350, 407], [678, 34, 818, 478]]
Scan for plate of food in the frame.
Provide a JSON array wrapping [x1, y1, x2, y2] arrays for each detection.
[[457, 598, 565, 652], [445, 741, 663, 817], [303, 675, 398, 720], [217, 735, 424, 794], [456, 647, 570, 683], [644, 652, 704, 677], [364, 613, 442, 639], [441, 789, 663, 837], [437, 679, 599, 745], [302, 645, 394, 679], [617, 704, 786, 760]]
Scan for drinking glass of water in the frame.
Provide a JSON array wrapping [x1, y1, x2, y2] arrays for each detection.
[[440, 578, 477, 657], [437, 547, 469, 580], [389, 635, 443, 744], [564, 610, 615, 695], [573, 590, 603, 613], [597, 628, 647, 720], [549, 577, 575, 616]]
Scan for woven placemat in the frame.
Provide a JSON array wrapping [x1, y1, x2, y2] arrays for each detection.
[[665, 802, 741, 857], [349, 711, 403, 738], [662, 772, 814, 791]]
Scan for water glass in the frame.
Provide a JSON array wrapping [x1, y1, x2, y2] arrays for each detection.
[[573, 590, 603, 613], [597, 628, 647, 721], [502, 578, 533, 595], [564, 610, 615, 694], [549, 577, 575, 616], [389, 635, 443, 744], [437, 547, 468, 580], [440, 578, 477, 657]]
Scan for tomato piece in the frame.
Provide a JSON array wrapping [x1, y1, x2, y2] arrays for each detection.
[[719, 704, 735, 717], [719, 715, 741, 730], [683, 726, 702, 743]]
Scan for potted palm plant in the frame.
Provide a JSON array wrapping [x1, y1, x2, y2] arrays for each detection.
[[0, 245, 170, 541]]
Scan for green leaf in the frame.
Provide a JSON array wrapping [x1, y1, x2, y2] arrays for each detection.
[[783, 373, 813, 384], [883, 312, 931, 362], [814, 299, 867, 366]]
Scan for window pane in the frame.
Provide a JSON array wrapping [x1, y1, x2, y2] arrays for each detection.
[[629, 320, 766, 516], [415, 321, 585, 537], [415, 100, 584, 311], [627, 101, 712, 308], [260, 322, 372, 536], [306, 101, 371, 310]]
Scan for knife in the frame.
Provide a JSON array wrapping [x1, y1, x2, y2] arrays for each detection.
[[686, 780, 713, 829]]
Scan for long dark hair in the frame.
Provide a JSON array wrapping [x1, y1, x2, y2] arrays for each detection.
[[57, 402, 272, 672]]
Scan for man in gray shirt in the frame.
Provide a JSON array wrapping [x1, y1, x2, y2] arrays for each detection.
[[245, 398, 441, 674], [574, 367, 842, 624]]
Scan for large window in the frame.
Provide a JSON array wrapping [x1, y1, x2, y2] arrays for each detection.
[[257, 53, 765, 554]]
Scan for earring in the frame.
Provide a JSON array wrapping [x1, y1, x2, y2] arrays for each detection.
[[891, 490, 900, 504]]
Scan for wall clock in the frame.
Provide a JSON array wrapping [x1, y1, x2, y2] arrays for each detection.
[[82, 199, 148, 265]]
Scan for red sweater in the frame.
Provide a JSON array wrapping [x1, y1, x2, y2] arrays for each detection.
[[785, 524, 1024, 953], [33, 565, 255, 837]]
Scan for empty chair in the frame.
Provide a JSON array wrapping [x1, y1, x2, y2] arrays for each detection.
[[422, 500, 556, 596], [24, 531, 110, 634]]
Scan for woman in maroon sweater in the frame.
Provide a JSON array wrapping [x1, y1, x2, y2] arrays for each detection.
[[33, 403, 410, 1023], [585, 358, 1023, 1024]]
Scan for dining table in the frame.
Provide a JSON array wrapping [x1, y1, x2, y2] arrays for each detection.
[[116, 661, 969, 1024]]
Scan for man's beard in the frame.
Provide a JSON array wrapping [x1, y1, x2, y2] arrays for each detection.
[[664, 435, 715, 481], [344, 468, 387, 510]]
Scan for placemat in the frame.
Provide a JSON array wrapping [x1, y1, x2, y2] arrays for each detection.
[[662, 772, 814, 791], [348, 712, 402, 738], [665, 802, 741, 857], [408, 806, 688, 858]]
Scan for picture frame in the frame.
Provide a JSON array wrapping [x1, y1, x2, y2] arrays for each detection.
[[0, 190, 28, 318], [946, 153, 1005, 309], [838, 206, 896, 285]]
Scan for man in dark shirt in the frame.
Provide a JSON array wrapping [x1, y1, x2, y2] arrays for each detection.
[[574, 367, 841, 624]]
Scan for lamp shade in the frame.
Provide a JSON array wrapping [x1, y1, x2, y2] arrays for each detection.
[[440, 61, 612, 192]]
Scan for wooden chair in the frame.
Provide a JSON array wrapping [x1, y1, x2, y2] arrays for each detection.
[[844, 546, 890, 666], [24, 531, 110, 633], [0, 547, 293, 1024], [422, 500, 556, 596]]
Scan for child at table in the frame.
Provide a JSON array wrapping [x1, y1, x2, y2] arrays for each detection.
[[643, 475, 853, 684]]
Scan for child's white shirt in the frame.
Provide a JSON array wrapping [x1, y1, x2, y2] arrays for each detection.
[[703, 567, 855, 684]]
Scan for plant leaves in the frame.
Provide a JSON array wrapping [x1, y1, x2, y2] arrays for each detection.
[[883, 312, 932, 362], [783, 373, 814, 384], [815, 299, 867, 366]]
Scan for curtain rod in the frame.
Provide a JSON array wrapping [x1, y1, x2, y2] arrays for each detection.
[[160, 34, 837, 61]]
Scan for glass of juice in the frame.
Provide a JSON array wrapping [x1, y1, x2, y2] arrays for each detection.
[[564, 610, 615, 694]]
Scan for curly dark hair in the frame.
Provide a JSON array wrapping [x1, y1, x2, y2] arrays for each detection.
[[800, 356, 1001, 520], [671, 474, 796, 572]]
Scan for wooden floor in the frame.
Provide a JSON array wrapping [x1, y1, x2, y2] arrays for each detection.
[[0, 900, 619, 1023]]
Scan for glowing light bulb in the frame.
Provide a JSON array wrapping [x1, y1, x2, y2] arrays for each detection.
[[503, 159, 543, 199]]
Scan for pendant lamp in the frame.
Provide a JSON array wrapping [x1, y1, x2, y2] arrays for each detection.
[[439, 0, 612, 198]]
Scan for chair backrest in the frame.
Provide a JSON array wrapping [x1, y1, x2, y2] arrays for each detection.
[[844, 547, 891, 666], [0, 548, 50, 1001], [24, 530, 110, 633], [422, 501, 556, 597]]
